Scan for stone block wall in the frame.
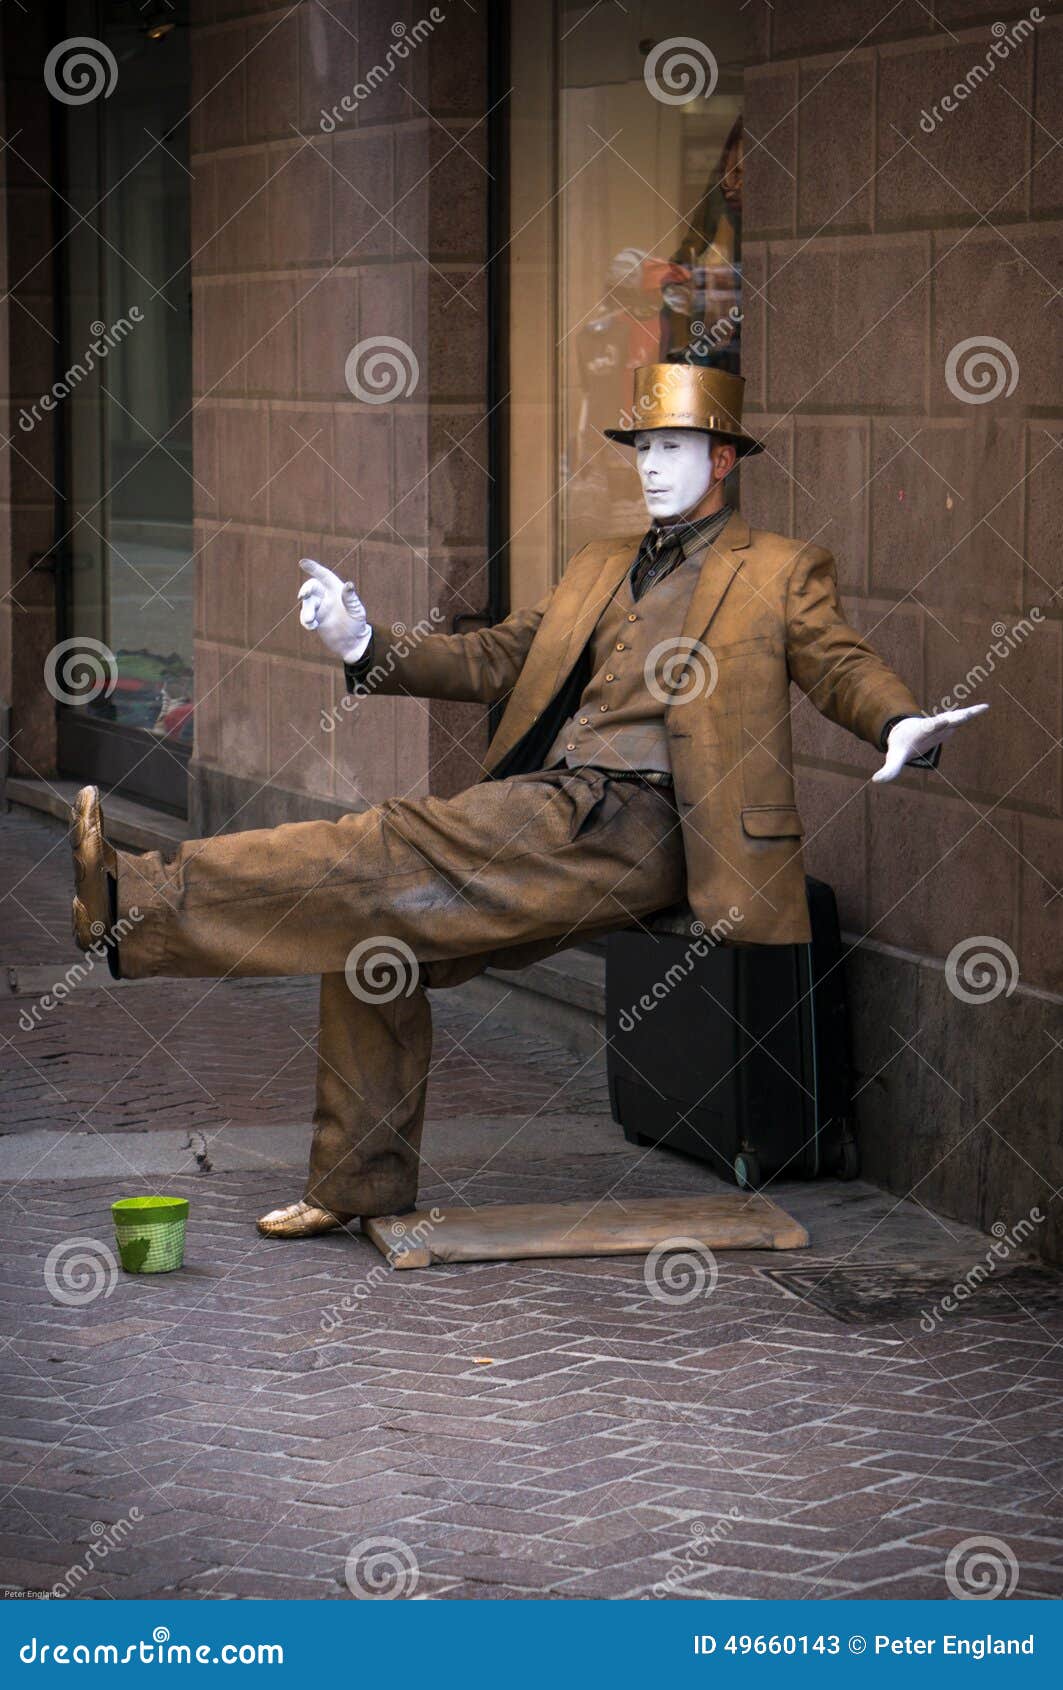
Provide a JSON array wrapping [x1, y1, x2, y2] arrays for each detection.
[[188, 0, 491, 832], [741, 3, 1063, 1257]]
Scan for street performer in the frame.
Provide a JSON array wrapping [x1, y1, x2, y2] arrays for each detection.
[[68, 365, 986, 1239]]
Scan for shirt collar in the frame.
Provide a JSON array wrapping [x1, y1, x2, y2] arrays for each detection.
[[645, 504, 733, 562]]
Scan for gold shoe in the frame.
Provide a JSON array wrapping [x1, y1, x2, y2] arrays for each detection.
[[257, 1199, 354, 1238], [70, 785, 117, 952]]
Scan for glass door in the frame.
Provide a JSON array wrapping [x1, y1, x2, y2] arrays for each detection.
[[56, 0, 193, 813]]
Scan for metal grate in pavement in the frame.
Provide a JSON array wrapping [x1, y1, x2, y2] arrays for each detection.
[[758, 1259, 1063, 1326]]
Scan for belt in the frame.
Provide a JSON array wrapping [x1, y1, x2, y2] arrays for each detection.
[[594, 767, 674, 791]]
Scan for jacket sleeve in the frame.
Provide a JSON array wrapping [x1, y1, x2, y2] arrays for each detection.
[[785, 545, 924, 750], [344, 593, 554, 705]]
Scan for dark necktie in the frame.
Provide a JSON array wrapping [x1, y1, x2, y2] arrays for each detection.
[[630, 505, 732, 602], [631, 527, 685, 603]]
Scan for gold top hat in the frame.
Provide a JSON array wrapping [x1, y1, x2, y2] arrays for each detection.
[[605, 363, 762, 457]]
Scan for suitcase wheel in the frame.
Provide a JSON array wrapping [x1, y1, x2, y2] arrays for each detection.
[[835, 1139, 860, 1181], [733, 1151, 762, 1191]]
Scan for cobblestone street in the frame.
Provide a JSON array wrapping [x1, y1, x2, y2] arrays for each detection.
[[2, 812, 1062, 1601]]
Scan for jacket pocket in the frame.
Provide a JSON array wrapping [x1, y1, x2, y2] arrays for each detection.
[[714, 634, 776, 660], [741, 804, 804, 839]]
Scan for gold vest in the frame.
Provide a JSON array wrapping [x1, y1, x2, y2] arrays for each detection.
[[544, 555, 704, 774]]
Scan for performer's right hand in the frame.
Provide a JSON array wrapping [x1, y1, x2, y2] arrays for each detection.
[[297, 558, 372, 663]]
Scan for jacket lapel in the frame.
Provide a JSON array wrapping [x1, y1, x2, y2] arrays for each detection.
[[680, 508, 751, 646], [553, 537, 639, 686], [480, 538, 638, 775]]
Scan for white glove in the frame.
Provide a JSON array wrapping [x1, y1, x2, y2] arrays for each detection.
[[297, 558, 372, 664], [872, 703, 988, 784]]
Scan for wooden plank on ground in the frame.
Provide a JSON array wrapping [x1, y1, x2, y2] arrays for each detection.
[[365, 1193, 809, 1270]]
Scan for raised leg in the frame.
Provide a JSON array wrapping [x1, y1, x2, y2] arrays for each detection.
[[73, 770, 686, 1229]]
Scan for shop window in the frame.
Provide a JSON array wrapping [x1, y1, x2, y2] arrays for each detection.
[[56, 0, 193, 812], [507, 3, 746, 603]]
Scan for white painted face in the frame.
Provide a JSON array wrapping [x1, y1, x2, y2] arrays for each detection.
[[634, 429, 714, 522]]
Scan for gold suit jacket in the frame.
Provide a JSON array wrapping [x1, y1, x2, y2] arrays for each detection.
[[356, 511, 924, 944]]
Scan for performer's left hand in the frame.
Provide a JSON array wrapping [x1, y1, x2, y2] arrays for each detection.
[[872, 704, 988, 783]]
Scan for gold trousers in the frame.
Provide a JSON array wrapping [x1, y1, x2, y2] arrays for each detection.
[[115, 769, 686, 1217]]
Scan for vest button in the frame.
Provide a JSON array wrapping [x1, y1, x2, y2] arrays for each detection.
[[605, 673, 615, 682], [616, 642, 625, 651], [627, 612, 637, 622], [579, 717, 589, 725], [566, 742, 576, 751], [599, 704, 608, 712]]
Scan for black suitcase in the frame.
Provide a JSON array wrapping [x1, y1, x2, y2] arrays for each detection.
[[605, 877, 858, 1189]]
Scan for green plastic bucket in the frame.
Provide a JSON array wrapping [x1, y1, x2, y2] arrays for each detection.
[[112, 1196, 189, 1274]]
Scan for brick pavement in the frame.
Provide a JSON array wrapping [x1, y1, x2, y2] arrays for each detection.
[[2, 811, 1063, 1600]]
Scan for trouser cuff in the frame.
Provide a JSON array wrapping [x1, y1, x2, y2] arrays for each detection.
[[113, 849, 175, 978], [304, 1161, 418, 1221]]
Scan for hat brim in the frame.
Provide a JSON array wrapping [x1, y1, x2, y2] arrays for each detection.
[[604, 424, 763, 457]]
